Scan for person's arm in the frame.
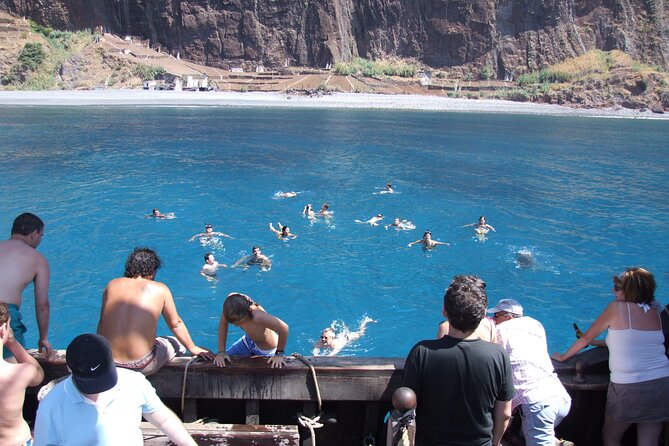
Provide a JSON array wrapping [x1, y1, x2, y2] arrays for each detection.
[[162, 288, 214, 360], [187, 233, 201, 242], [346, 318, 375, 343], [269, 223, 280, 235], [143, 407, 197, 446], [491, 400, 512, 446], [487, 224, 496, 232], [214, 315, 231, 367], [7, 328, 44, 386], [34, 255, 53, 359], [552, 302, 615, 361], [232, 255, 249, 268], [214, 231, 233, 239], [254, 310, 289, 368], [407, 239, 421, 247], [434, 240, 449, 246]]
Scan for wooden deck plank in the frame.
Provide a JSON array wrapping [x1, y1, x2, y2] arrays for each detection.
[[142, 422, 299, 445]]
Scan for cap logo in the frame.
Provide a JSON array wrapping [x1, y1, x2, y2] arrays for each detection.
[[90, 364, 100, 371]]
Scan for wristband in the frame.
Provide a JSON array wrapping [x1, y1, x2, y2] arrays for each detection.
[[275, 350, 285, 356]]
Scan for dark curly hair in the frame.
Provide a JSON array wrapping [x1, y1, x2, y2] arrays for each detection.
[[124, 247, 162, 279], [443, 275, 487, 333]]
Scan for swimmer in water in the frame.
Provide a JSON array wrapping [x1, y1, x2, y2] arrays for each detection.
[[303, 204, 315, 219], [384, 182, 394, 193], [233, 246, 272, 271], [275, 191, 298, 198], [463, 216, 496, 234], [407, 230, 449, 249], [269, 223, 297, 240], [312, 316, 376, 356], [385, 218, 415, 231], [318, 203, 332, 217], [147, 208, 173, 219], [189, 224, 233, 242], [355, 214, 383, 226], [200, 252, 227, 278], [515, 249, 535, 268]]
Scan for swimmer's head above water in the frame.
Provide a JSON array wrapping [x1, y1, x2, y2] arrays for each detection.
[[320, 328, 336, 348]]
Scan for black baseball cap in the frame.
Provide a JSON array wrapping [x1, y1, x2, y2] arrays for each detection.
[[66, 334, 118, 394]]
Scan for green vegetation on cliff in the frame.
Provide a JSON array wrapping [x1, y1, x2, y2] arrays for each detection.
[[333, 57, 417, 78]]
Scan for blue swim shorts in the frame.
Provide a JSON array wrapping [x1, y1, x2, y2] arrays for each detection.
[[3, 304, 27, 359], [226, 334, 276, 356]]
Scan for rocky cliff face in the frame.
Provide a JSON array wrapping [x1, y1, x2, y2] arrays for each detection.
[[2, 0, 667, 77]]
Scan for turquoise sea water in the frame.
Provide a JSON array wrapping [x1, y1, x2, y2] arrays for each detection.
[[0, 106, 667, 357]]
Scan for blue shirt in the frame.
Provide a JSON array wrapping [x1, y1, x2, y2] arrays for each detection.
[[34, 368, 163, 446]]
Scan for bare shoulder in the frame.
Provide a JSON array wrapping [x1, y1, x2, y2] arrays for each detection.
[[3, 362, 36, 387]]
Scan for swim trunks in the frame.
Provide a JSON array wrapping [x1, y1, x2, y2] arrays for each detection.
[[226, 334, 276, 356], [3, 304, 27, 359], [16, 438, 32, 446], [115, 336, 186, 376]]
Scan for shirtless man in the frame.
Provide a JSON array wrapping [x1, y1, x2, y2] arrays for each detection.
[[200, 253, 227, 278], [408, 230, 449, 249], [97, 247, 214, 376], [189, 224, 233, 241], [0, 213, 52, 359], [312, 316, 376, 356], [318, 203, 332, 217], [0, 302, 44, 446], [232, 246, 272, 271]]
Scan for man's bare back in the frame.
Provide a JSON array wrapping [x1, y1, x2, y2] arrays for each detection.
[[97, 247, 213, 367], [0, 239, 49, 306], [97, 277, 168, 362]]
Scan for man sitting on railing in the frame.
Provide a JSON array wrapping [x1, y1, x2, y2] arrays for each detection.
[[97, 247, 214, 375]]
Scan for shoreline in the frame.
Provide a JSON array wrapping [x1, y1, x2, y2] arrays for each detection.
[[1, 90, 667, 119]]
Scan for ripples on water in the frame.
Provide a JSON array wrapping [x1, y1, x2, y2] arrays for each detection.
[[0, 107, 667, 356]]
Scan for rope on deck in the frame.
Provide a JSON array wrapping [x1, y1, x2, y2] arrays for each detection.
[[181, 356, 200, 418], [292, 352, 324, 446]]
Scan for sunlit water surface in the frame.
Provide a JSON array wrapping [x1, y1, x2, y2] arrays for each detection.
[[0, 106, 667, 357]]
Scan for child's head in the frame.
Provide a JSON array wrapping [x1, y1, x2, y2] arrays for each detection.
[[224, 293, 257, 324]]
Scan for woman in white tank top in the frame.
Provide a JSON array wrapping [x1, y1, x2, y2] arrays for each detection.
[[553, 267, 669, 446]]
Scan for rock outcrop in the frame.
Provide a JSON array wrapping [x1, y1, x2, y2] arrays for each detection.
[[1, 0, 667, 77]]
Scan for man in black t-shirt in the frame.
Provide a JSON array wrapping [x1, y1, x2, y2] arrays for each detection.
[[402, 275, 515, 446]]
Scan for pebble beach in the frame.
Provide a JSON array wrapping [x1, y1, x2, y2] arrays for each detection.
[[1, 90, 667, 119]]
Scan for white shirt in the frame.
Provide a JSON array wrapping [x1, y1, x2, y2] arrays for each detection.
[[34, 368, 163, 446], [497, 316, 570, 410]]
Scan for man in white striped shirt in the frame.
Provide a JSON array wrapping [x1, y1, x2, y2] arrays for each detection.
[[490, 299, 572, 446]]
